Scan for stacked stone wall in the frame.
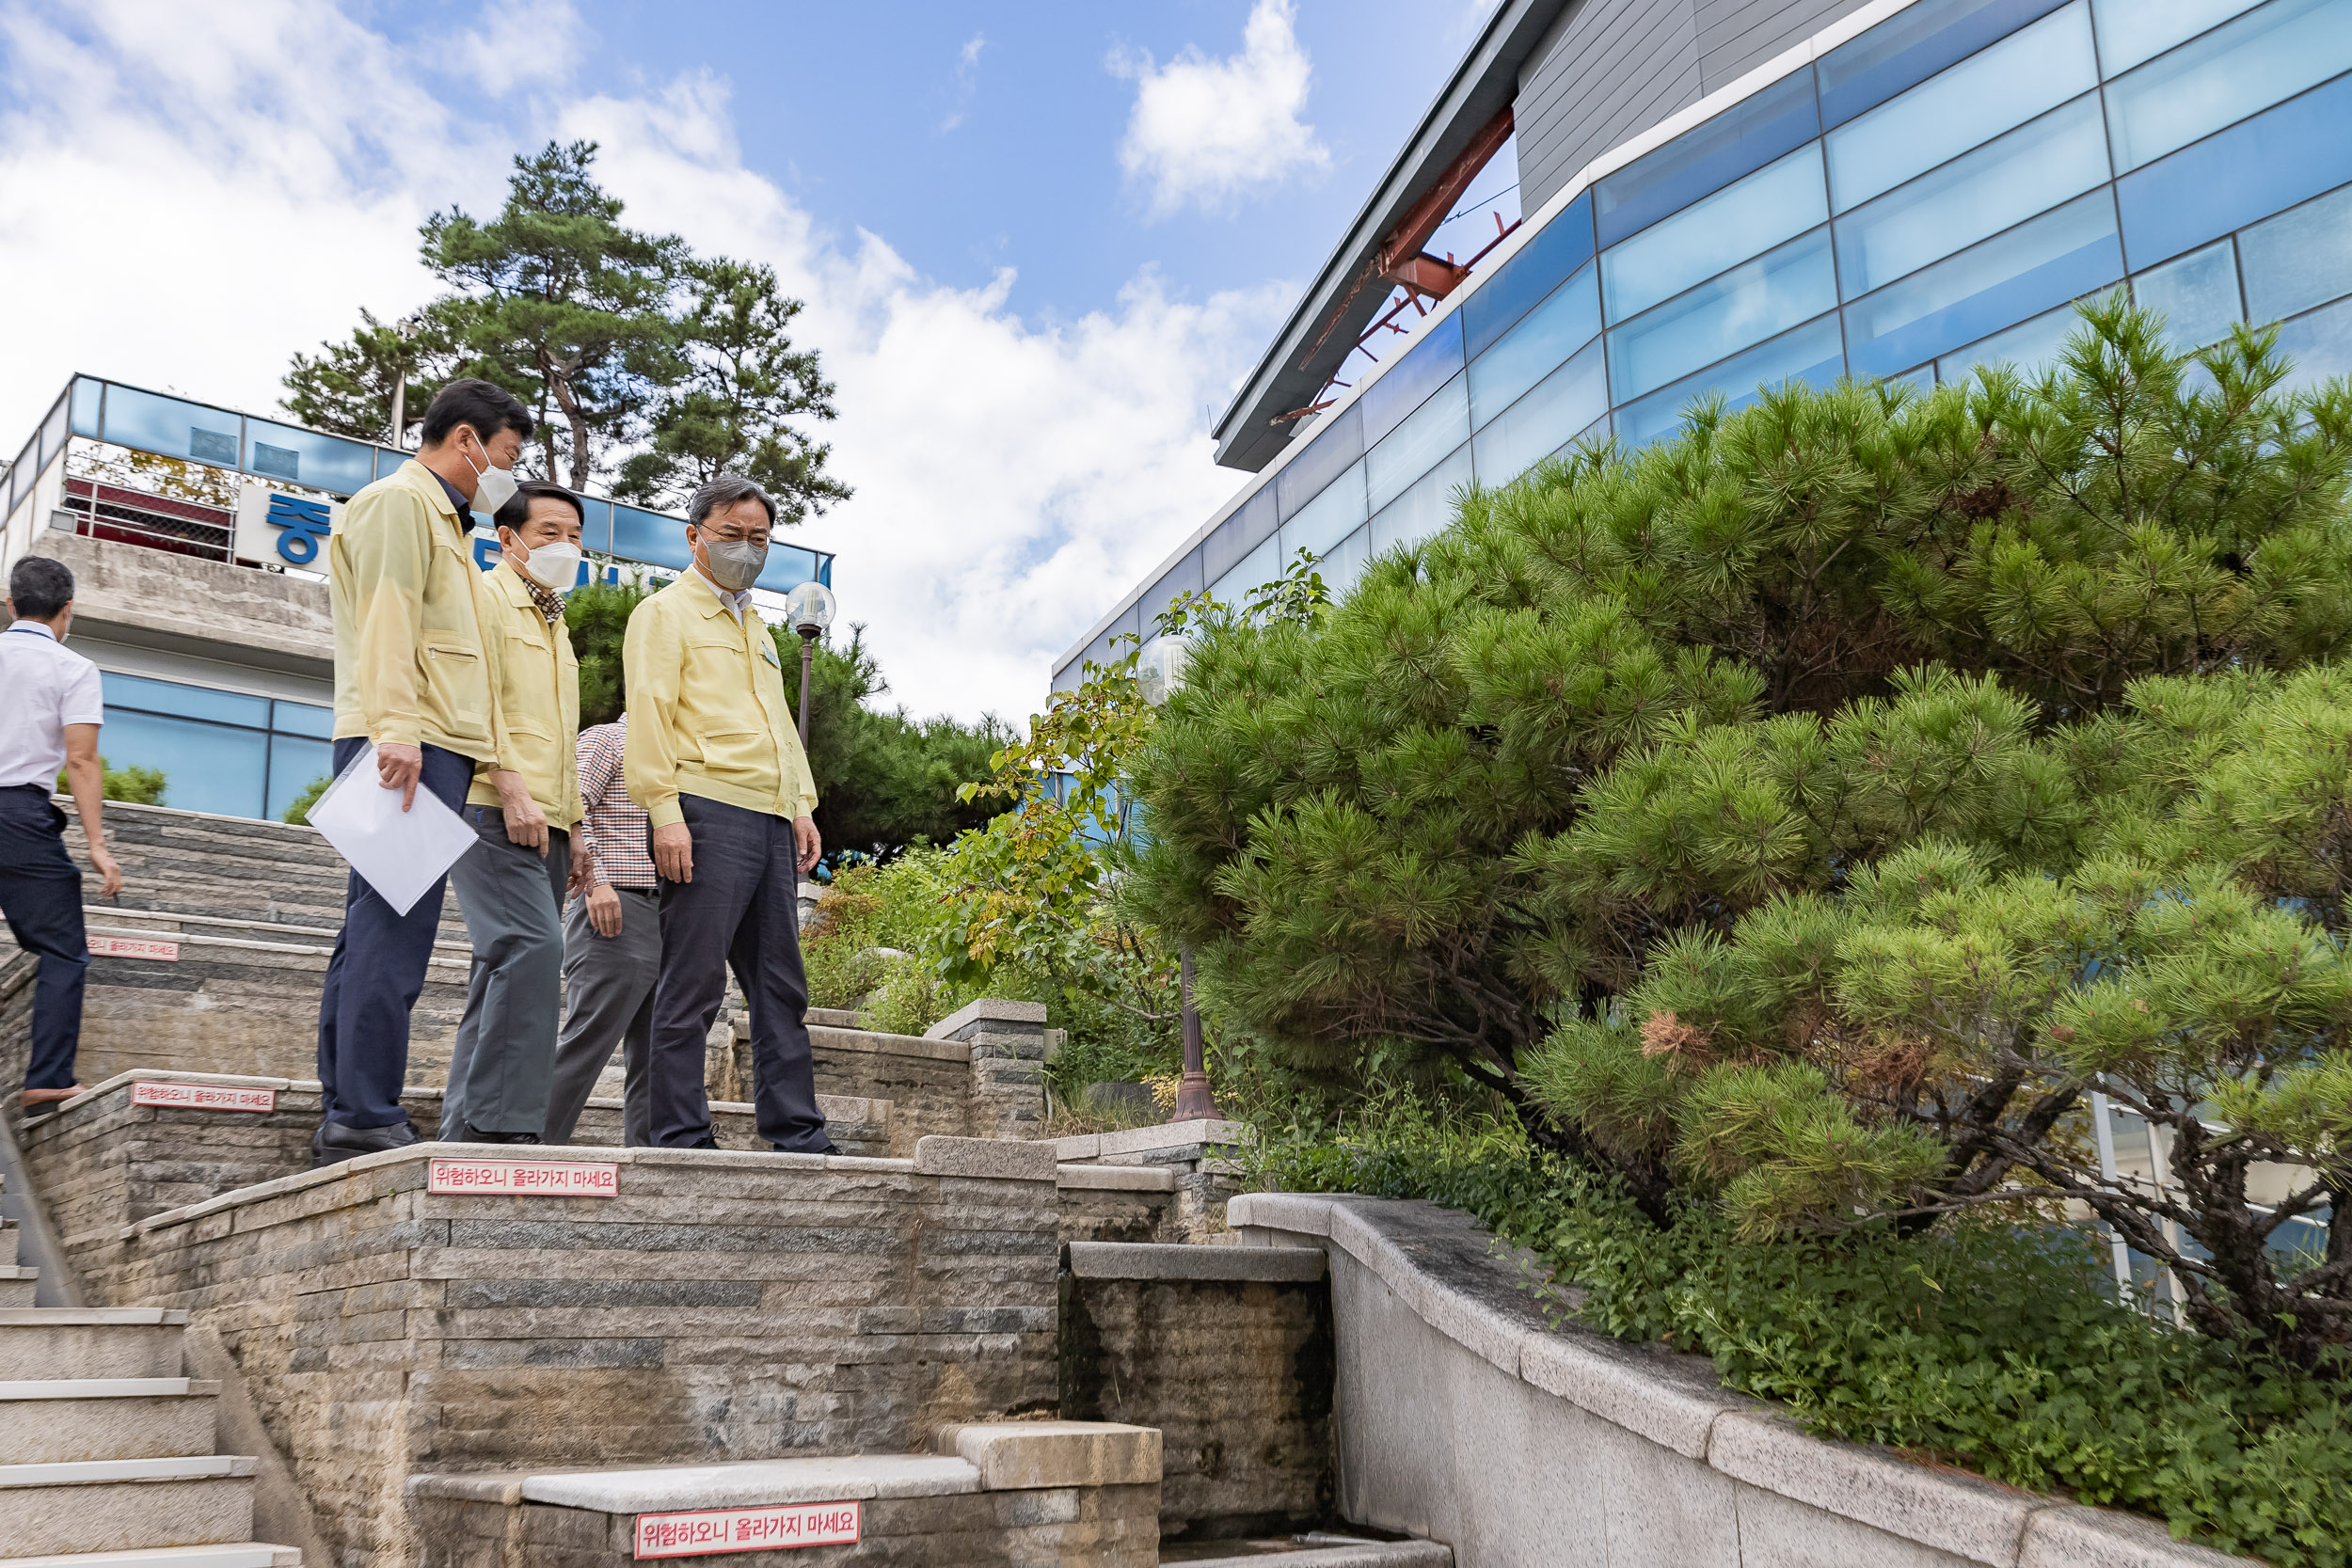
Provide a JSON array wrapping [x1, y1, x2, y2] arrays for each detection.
[[1059, 1243, 1334, 1543], [102, 1143, 1059, 1566]]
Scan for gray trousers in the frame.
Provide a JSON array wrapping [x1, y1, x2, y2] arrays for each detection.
[[543, 887, 661, 1146], [440, 808, 570, 1139], [648, 794, 828, 1150]]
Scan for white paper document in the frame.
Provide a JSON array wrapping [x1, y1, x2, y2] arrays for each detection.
[[305, 742, 479, 915]]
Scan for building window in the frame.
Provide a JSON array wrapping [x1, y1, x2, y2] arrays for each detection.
[[97, 671, 335, 821]]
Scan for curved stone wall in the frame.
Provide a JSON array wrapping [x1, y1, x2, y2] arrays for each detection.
[[1228, 1192, 2252, 1568]]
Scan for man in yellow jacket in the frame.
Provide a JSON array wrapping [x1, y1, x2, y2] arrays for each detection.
[[437, 479, 585, 1143], [315, 379, 534, 1166], [623, 475, 832, 1152]]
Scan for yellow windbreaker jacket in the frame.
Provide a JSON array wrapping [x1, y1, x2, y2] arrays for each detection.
[[465, 561, 582, 829], [621, 571, 818, 830], [328, 460, 505, 763]]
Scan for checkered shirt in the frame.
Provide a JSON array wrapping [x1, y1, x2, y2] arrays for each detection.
[[574, 718, 657, 891]]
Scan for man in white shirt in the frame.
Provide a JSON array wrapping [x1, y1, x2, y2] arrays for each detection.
[[0, 557, 123, 1113]]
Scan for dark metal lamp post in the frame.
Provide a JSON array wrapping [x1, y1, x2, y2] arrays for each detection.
[[785, 581, 837, 749], [1138, 636, 1220, 1124]]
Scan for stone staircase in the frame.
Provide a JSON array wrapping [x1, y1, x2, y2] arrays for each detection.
[[0, 1170, 299, 1565]]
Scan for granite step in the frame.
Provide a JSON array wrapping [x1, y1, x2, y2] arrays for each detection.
[[0, 1265, 39, 1309], [0, 1379, 220, 1464], [0, 1546, 301, 1568], [0, 1456, 257, 1555], [1164, 1538, 1453, 1565], [0, 1311, 188, 1381]]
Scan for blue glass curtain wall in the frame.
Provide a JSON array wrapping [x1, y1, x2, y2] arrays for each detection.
[[1066, 0, 2352, 695], [95, 673, 335, 821]]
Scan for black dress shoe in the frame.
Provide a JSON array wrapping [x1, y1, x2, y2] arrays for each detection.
[[460, 1125, 542, 1145], [312, 1117, 421, 1169], [685, 1134, 721, 1149]]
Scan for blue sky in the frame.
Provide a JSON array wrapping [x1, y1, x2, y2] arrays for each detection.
[[0, 0, 1516, 719]]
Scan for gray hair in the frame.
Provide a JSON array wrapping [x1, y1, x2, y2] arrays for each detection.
[[687, 476, 777, 530]]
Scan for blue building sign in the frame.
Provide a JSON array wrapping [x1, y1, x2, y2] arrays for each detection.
[[264, 494, 332, 564]]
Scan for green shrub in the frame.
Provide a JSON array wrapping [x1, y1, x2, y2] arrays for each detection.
[[1130, 296, 2352, 1364], [1259, 1113, 2352, 1567], [57, 755, 167, 805], [280, 774, 331, 825]]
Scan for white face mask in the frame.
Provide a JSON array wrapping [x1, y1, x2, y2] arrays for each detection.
[[514, 539, 581, 592], [464, 437, 519, 515]]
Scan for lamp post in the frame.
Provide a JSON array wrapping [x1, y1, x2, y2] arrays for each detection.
[[785, 580, 837, 750], [1137, 636, 1220, 1123]]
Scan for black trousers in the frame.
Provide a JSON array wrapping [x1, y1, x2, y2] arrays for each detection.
[[314, 738, 476, 1129], [0, 785, 87, 1091], [647, 793, 828, 1150]]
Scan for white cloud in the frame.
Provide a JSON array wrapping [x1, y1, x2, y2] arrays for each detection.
[[940, 34, 984, 134], [468, 0, 590, 97], [1110, 0, 1330, 219], [0, 1, 1284, 724]]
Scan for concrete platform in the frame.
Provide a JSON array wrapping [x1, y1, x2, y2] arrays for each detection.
[[406, 1421, 1161, 1567]]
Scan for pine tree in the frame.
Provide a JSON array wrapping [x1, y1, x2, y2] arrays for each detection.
[[1128, 297, 2352, 1363]]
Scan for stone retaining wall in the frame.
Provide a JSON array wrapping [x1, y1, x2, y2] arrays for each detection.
[[1229, 1194, 2254, 1568], [100, 1138, 1063, 1566], [1053, 1119, 1249, 1243], [408, 1423, 1162, 1568], [16, 1071, 893, 1298], [1060, 1241, 1334, 1544]]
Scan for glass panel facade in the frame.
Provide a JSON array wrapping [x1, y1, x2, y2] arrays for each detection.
[[1368, 372, 1470, 515], [1370, 443, 1473, 555], [2274, 293, 2352, 395], [1608, 229, 1838, 401], [1594, 71, 1820, 247], [238, 418, 376, 496], [101, 385, 240, 467], [2133, 240, 2246, 348], [1279, 459, 1367, 560], [1470, 263, 1599, 425], [1845, 190, 2122, 376], [1817, 0, 2071, 128], [611, 504, 691, 573], [2094, 0, 2266, 73], [40, 394, 68, 470], [1615, 314, 1846, 447], [2237, 182, 2352, 325], [2105, 0, 2352, 172], [92, 673, 332, 821], [1211, 529, 1282, 608], [1824, 2, 2095, 210], [1936, 300, 2083, 381], [1463, 193, 1596, 360], [1276, 404, 1364, 521], [1067, 0, 2352, 689], [2113, 71, 2352, 268], [1360, 310, 1467, 446], [1204, 485, 1279, 585], [104, 672, 268, 727], [266, 736, 335, 820], [1321, 525, 1372, 596], [70, 376, 102, 437], [1471, 340, 1608, 484], [1833, 94, 2109, 296], [1602, 148, 1825, 324]]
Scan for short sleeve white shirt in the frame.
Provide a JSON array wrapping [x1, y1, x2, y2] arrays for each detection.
[[0, 621, 104, 790]]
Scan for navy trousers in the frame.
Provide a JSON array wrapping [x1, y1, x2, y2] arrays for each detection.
[[314, 739, 476, 1130], [0, 785, 88, 1091], [647, 794, 828, 1150]]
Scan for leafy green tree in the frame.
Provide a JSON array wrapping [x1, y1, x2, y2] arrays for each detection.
[[614, 258, 851, 521], [1127, 296, 2352, 1361], [280, 306, 454, 446], [421, 140, 680, 490]]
